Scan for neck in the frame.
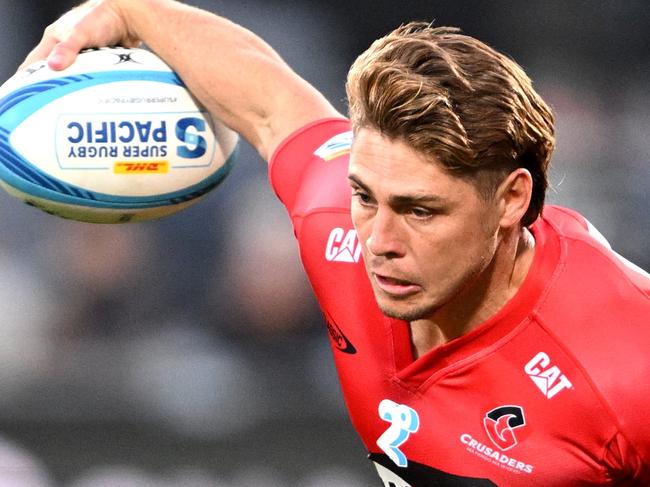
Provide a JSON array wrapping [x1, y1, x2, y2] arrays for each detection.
[[410, 226, 536, 359]]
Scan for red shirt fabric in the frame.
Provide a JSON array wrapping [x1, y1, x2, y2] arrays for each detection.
[[269, 118, 650, 486]]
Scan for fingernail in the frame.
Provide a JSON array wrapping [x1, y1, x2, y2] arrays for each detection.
[[47, 53, 63, 69]]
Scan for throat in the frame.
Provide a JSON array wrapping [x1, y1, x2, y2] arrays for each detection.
[[409, 320, 445, 359]]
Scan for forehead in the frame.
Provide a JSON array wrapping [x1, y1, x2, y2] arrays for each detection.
[[348, 128, 473, 197]]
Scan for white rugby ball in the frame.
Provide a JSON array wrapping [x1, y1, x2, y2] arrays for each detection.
[[0, 47, 238, 223]]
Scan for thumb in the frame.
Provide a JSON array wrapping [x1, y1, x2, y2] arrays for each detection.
[[47, 39, 85, 71]]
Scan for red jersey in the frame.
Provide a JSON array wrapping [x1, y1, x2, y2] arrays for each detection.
[[269, 118, 650, 486]]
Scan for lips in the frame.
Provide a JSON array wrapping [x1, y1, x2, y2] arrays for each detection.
[[373, 273, 421, 297]]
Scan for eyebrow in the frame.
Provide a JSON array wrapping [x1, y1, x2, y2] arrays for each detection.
[[347, 173, 449, 206]]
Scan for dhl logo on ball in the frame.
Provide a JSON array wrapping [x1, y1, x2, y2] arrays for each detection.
[[114, 161, 169, 174]]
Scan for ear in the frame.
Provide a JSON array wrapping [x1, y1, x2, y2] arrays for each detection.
[[496, 168, 533, 229]]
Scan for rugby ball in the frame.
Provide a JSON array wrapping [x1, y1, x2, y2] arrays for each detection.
[[0, 47, 238, 223]]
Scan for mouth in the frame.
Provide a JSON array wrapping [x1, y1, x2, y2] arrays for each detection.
[[373, 273, 421, 297]]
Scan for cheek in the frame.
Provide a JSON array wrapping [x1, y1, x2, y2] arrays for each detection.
[[416, 221, 494, 273], [350, 203, 369, 240], [443, 225, 498, 277]]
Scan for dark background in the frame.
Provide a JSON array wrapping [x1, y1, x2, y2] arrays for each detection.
[[0, 1, 647, 485]]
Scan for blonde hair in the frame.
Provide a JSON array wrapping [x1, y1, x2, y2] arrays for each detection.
[[346, 23, 555, 226]]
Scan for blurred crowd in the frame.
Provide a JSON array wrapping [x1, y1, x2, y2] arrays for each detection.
[[0, 0, 647, 485]]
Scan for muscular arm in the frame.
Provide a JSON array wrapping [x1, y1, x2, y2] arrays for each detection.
[[22, 0, 342, 161]]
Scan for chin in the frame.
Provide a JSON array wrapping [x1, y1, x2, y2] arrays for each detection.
[[377, 300, 437, 322]]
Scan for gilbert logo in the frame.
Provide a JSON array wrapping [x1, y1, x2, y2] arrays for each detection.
[[525, 352, 573, 399], [113, 51, 141, 65], [325, 228, 362, 263], [324, 311, 356, 354]]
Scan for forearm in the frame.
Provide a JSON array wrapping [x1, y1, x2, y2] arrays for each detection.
[[114, 0, 339, 159]]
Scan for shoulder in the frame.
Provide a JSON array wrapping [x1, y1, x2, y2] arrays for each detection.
[[270, 118, 352, 167], [537, 205, 650, 358], [540, 205, 649, 298], [268, 118, 352, 229], [535, 206, 650, 470]]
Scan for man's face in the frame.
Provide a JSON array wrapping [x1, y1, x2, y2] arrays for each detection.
[[348, 128, 502, 322]]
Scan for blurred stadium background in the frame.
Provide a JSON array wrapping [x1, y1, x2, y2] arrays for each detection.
[[0, 0, 647, 485]]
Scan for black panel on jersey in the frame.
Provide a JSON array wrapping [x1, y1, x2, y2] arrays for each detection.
[[369, 453, 497, 487]]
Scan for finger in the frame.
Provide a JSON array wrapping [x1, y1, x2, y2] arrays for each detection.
[[19, 34, 60, 71], [18, 4, 94, 72], [18, 1, 137, 73], [46, 35, 89, 71]]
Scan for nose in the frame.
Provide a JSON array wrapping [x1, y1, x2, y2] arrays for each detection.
[[365, 209, 405, 258]]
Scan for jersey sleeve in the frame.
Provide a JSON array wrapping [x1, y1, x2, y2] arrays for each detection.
[[268, 117, 352, 235]]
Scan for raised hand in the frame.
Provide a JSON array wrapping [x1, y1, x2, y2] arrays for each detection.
[[20, 0, 140, 71]]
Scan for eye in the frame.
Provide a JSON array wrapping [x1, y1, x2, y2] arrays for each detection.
[[409, 206, 433, 219], [351, 187, 373, 206]]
